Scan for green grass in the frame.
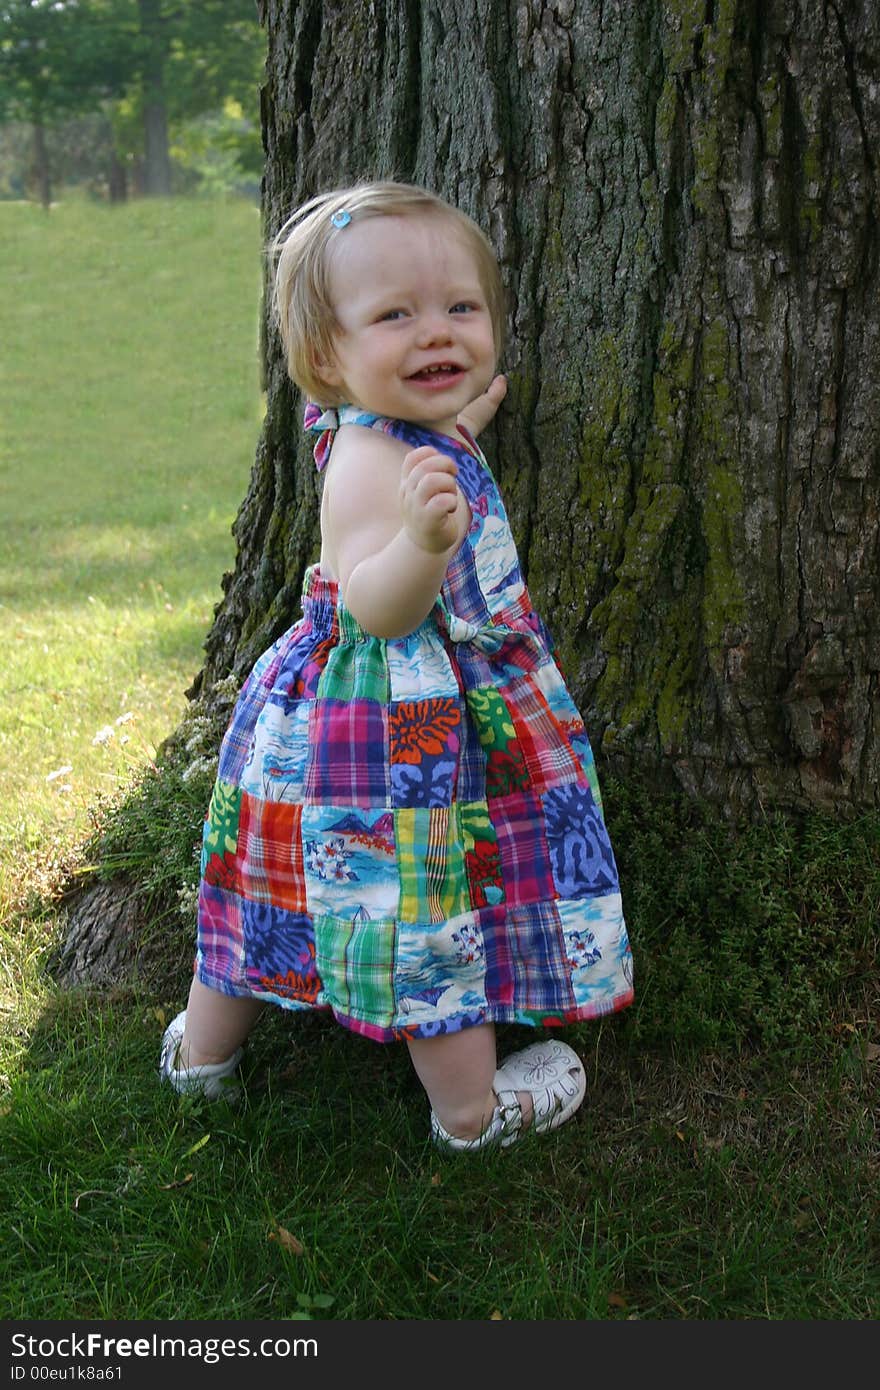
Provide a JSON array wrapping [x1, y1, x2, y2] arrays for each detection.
[[2, 991, 876, 1320], [1, 197, 878, 1323], [0, 195, 262, 869]]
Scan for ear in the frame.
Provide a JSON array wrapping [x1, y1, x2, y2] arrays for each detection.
[[312, 349, 343, 389]]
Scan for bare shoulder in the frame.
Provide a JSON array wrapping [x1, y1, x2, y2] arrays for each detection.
[[321, 425, 407, 580], [323, 425, 406, 514], [328, 423, 408, 473]]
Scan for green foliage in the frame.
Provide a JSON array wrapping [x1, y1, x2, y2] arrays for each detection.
[[0, 0, 133, 124], [603, 776, 879, 1054], [85, 754, 214, 902], [169, 101, 263, 198], [0, 0, 265, 198]]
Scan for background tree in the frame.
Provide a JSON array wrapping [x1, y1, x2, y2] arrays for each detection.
[[0, 0, 264, 201], [0, 0, 130, 205], [131, 0, 264, 195], [190, 0, 879, 820]]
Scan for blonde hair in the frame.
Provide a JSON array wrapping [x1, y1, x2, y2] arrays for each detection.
[[270, 180, 505, 407]]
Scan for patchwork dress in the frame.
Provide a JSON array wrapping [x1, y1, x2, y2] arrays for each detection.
[[195, 405, 634, 1041]]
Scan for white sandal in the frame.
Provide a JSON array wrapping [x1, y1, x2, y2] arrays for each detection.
[[431, 1040, 586, 1153], [158, 1010, 243, 1101]]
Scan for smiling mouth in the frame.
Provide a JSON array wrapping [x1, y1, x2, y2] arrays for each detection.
[[408, 364, 464, 382]]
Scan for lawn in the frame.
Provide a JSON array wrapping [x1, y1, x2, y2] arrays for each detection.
[[0, 195, 262, 875], [0, 196, 877, 1325]]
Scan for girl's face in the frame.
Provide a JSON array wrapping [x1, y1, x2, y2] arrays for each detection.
[[316, 213, 497, 437]]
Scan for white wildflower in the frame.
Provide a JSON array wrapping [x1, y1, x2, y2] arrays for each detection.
[[183, 717, 213, 753], [46, 765, 73, 782], [176, 881, 199, 918], [181, 756, 217, 784], [92, 726, 115, 746]]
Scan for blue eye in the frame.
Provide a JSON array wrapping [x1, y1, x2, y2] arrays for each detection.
[[380, 309, 406, 321], [450, 302, 475, 314]]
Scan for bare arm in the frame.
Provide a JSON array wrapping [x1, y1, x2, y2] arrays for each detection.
[[322, 430, 470, 639]]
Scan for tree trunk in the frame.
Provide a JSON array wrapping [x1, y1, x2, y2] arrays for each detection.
[[139, 0, 172, 196], [190, 0, 878, 819], [31, 120, 51, 209], [108, 151, 128, 204]]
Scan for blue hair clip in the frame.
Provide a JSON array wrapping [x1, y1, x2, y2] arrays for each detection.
[[330, 209, 352, 229]]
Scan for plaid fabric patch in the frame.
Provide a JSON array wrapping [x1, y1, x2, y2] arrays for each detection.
[[236, 792, 306, 912], [542, 783, 620, 898], [217, 639, 289, 785], [195, 881, 248, 995], [504, 675, 582, 792], [305, 698, 390, 807], [397, 807, 470, 924], [482, 901, 576, 1014], [442, 542, 490, 625], [390, 698, 461, 808], [491, 790, 556, 906], [314, 911, 396, 1027], [317, 634, 390, 703], [455, 694, 488, 802]]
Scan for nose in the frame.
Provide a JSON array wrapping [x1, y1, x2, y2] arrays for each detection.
[[415, 311, 453, 347]]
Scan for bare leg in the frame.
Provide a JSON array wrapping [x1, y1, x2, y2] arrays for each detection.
[[406, 1023, 534, 1139], [179, 976, 266, 1067], [407, 1024, 497, 1138]]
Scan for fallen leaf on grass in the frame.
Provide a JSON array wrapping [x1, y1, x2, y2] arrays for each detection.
[[862, 1042, 880, 1064], [489, 1310, 504, 1320], [269, 1226, 304, 1255], [608, 1291, 628, 1310], [159, 1173, 194, 1190], [430, 1173, 442, 1186], [73, 1189, 114, 1211], [181, 1133, 211, 1159], [425, 1270, 440, 1285]]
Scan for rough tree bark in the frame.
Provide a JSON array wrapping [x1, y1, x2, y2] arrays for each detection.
[[196, 0, 879, 818]]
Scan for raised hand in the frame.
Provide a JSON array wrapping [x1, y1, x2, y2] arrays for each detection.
[[400, 445, 464, 554], [456, 373, 507, 438]]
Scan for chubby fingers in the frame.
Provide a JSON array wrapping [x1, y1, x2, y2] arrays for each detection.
[[400, 446, 459, 512]]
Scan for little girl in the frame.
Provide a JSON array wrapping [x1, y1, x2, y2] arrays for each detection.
[[160, 180, 634, 1151]]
